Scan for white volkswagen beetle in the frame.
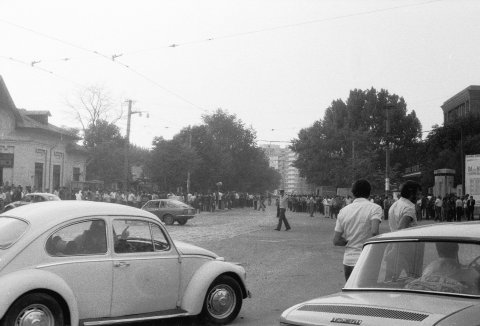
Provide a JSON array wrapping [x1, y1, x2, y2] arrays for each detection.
[[0, 201, 250, 326]]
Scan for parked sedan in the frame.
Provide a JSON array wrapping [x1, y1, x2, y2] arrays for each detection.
[[0, 201, 249, 326], [2, 192, 61, 212], [142, 199, 195, 225], [280, 222, 480, 326]]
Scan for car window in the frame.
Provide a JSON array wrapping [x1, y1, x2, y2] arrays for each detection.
[[35, 195, 45, 202], [0, 217, 28, 249], [348, 241, 480, 296], [166, 202, 178, 208], [146, 201, 159, 209], [113, 219, 153, 253], [150, 223, 170, 251], [46, 219, 107, 256], [159, 201, 166, 208], [23, 195, 33, 203]]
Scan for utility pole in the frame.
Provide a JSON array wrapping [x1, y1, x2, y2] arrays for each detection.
[[186, 126, 192, 194], [385, 104, 394, 198], [124, 100, 132, 192], [352, 139, 355, 183]]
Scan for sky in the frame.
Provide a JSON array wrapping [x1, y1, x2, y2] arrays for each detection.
[[1, 0, 480, 148]]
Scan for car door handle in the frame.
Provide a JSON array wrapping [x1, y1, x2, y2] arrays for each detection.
[[114, 261, 130, 268]]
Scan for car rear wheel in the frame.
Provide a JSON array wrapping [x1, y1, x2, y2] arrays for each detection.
[[177, 218, 187, 225], [1, 293, 64, 326], [163, 214, 175, 225], [200, 275, 242, 325]]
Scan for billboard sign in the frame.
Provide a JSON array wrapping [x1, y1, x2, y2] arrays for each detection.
[[465, 154, 480, 203]]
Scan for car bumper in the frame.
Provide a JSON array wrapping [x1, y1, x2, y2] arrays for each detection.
[[176, 215, 195, 219]]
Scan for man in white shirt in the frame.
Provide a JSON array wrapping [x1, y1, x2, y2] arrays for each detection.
[[389, 180, 422, 231], [275, 190, 291, 231], [333, 180, 383, 281]]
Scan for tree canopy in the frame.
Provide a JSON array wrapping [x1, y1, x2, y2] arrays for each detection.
[[420, 116, 480, 188], [147, 109, 281, 193], [291, 88, 422, 192]]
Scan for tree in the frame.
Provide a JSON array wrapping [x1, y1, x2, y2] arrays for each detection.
[[147, 136, 200, 192], [83, 120, 125, 183], [420, 116, 480, 189], [66, 85, 123, 137], [291, 88, 422, 192], [147, 109, 281, 193]]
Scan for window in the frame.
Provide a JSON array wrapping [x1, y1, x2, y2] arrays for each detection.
[[73, 167, 80, 182], [112, 219, 170, 253], [113, 219, 153, 253], [151, 223, 170, 251], [0, 217, 28, 249], [53, 165, 61, 190], [34, 162, 43, 190], [348, 241, 480, 296], [46, 219, 107, 256]]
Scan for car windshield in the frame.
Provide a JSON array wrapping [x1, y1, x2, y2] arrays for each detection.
[[346, 241, 480, 296], [0, 217, 29, 249]]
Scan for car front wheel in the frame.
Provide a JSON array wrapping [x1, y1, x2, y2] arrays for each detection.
[[177, 218, 187, 225], [1, 293, 64, 326], [163, 214, 175, 225], [200, 275, 242, 325]]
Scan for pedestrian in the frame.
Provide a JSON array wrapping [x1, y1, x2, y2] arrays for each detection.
[[333, 179, 383, 281], [467, 195, 476, 221], [275, 190, 291, 231], [434, 196, 442, 221], [308, 196, 315, 217], [455, 195, 463, 222], [388, 180, 422, 231]]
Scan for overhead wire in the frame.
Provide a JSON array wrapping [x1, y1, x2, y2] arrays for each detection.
[[0, 0, 443, 117]]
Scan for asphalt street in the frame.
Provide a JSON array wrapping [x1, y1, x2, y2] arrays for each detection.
[[135, 205, 405, 326]]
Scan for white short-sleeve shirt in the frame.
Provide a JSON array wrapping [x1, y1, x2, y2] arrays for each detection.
[[334, 198, 383, 266], [388, 197, 417, 232]]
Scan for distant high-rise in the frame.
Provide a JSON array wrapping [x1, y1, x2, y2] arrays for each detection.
[[260, 144, 313, 194]]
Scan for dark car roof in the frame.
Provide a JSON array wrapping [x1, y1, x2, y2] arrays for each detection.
[[368, 222, 480, 243]]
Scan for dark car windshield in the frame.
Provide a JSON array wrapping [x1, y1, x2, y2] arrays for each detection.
[[346, 241, 480, 296], [0, 217, 28, 249]]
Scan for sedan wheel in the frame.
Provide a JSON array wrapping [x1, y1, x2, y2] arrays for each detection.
[[200, 275, 242, 325], [2, 293, 64, 326], [177, 218, 187, 225], [163, 214, 175, 225]]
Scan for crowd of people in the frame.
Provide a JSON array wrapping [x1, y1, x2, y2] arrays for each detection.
[[0, 183, 278, 213]]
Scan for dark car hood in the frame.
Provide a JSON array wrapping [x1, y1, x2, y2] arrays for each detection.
[[281, 291, 478, 326]]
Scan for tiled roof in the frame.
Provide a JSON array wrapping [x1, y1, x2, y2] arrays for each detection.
[[0, 75, 79, 140], [16, 109, 79, 139]]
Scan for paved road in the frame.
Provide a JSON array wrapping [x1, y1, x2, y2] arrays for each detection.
[[136, 205, 422, 326]]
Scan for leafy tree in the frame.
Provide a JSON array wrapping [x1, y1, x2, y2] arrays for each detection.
[[420, 116, 480, 189], [291, 88, 422, 192], [83, 120, 125, 183], [147, 136, 200, 192], [147, 109, 281, 193]]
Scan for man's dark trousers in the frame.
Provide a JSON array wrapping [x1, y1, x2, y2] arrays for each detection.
[[276, 208, 291, 230]]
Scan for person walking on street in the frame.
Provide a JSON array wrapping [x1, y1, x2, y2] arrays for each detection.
[[455, 196, 463, 222], [333, 179, 383, 281], [275, 190, 291, 231], [467, 196, 476, 221], [389, 180, 422, 231]]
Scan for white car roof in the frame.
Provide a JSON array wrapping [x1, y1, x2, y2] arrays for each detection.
[[1, 200, 158, 231]]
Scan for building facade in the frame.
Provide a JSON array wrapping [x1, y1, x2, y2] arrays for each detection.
[[441, 85, 480, 124], [260, 144, 313, 194], [0, 76, 87, 191]]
